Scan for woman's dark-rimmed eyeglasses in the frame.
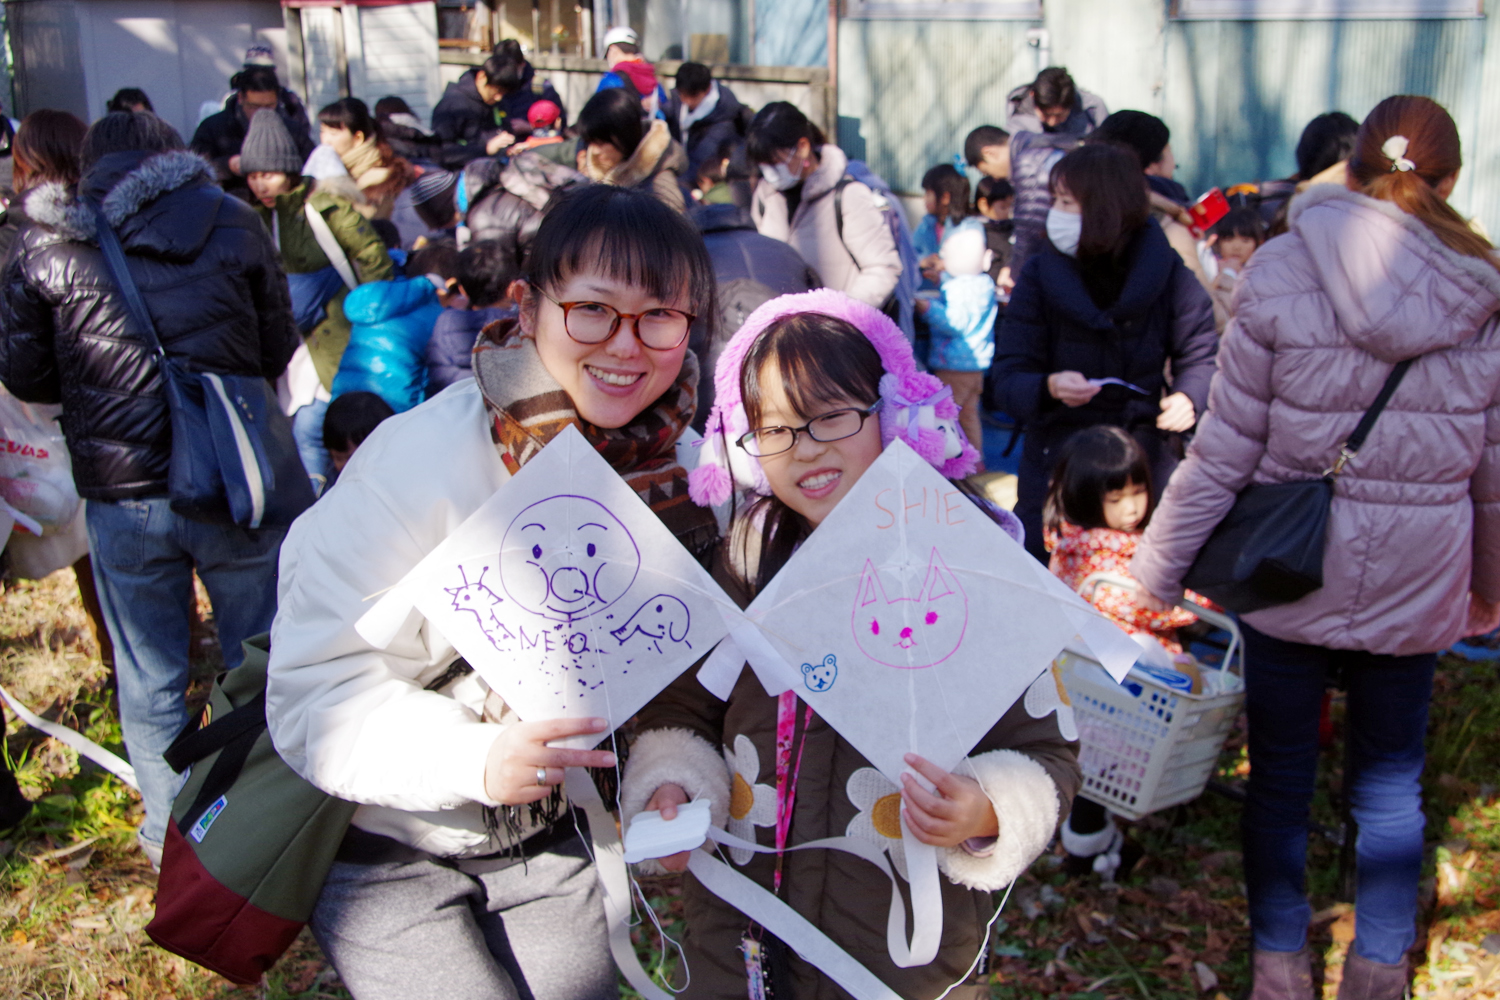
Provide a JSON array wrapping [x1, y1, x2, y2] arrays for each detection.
[[538, 289, 695, 351], [736, 407, 876, 457]]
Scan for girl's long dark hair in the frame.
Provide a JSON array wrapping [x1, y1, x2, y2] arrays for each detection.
[[1050, 143, 1150, 307], [1043, 425, 1153, 533]]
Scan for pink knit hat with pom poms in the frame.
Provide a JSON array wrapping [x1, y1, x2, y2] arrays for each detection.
[[687, 289, 981, 508]]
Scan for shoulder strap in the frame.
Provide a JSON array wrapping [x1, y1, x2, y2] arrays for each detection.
[[1329, 358, 1414, 477], [92, 205, 165, 358], [162, 693, 268, 774], [832, 175, 856, 258], [304, 202, 359, 290]]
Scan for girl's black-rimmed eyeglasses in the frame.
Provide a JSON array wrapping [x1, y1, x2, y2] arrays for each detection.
[[736, 407, 876, 457], [538, 289, 695, 351]]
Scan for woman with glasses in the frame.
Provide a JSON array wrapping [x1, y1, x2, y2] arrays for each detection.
[[265, 184, 719, 999], [619, 289, 1081, 1000]]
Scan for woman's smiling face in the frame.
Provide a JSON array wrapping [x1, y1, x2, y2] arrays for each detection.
[[527, 272, 689, 429], [751, 362, 884, 528]]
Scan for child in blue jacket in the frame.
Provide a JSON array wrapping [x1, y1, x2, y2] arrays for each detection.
[[425, 239, 518, 397], [917, 222, 997, 465]]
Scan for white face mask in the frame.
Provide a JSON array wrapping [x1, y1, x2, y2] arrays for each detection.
[[1046, 208, 1083, 257], [760, 159, 802, 191]]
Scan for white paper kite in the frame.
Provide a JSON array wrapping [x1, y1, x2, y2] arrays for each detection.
[[356, 425, 735, 747], [707, 438, 1139, 784]]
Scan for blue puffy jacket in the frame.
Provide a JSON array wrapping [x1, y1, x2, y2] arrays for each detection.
[[332, 277, 443, 412]]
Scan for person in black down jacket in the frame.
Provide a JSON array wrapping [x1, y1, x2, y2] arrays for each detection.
[[190, 64, 315, 202], [0, 112, 299, 869], [687, 200, 822, 429], [459, 149, 585, 271], [994, 143, 1217, 562]]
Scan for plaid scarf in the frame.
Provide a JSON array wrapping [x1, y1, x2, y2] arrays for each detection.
[[473, 318, 720, 562]]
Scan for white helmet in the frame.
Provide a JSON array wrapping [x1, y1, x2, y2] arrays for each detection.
[[602, 25, 638, 50]]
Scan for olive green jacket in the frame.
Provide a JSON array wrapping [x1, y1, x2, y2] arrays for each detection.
[[255, 177, 393, 388]]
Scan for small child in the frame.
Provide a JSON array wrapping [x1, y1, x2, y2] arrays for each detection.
[[914, 164, 972, 288], [916, 223, 997, 465], [1043, 425, 1211, 877], [974, 176, 1016, 288], [322, 390, 395, 479], [690, 148, 734, 205], [1206, 207, 1263, 331], [513, 100, 564, 153], [425, 239, 518, 397]]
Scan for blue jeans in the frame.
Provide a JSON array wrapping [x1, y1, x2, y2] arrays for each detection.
[[293, 398, 331, 496], [86, 498, 284, 848], [1241, 622, 1434, 965]]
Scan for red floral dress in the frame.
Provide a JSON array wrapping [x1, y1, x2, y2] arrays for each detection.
[[1045, 521, 1204, 654]]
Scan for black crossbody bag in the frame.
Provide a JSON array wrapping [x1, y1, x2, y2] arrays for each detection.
[[1181, 358, 1413, 613], [92, 204, 313, 529]]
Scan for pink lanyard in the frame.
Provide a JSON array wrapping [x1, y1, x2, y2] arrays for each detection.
[[772, 690, 814, 891]]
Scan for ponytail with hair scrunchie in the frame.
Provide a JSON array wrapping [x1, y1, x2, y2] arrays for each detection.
[[1383, 135, 1417, 173]]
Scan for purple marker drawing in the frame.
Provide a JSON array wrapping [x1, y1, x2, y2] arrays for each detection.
[[851, 547, 968, 669]]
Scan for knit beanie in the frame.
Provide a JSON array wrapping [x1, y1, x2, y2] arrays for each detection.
[[239, 108, 303, 175], [409, 168, 458, 206]]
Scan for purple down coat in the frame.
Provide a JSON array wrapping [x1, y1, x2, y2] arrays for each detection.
[[1132, 185, 1500, 656]]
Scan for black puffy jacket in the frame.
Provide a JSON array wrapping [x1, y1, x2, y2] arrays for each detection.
[[0, 149, 299, 500], [461, 151, 586, 269]]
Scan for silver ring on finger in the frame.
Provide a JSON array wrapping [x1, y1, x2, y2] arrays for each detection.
[[536, 766, 549, 787]]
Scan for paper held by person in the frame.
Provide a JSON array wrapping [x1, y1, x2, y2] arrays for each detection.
[[356, 425, 736, 747], [701, 438, 1139, 784]]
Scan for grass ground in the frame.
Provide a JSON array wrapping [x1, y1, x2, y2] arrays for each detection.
[[2, 568, 1497, 999]]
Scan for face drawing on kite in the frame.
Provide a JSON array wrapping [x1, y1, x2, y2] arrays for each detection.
[[500, 495, 641, 623], [802, 654, 838, 692], [851, 548, 968, 669], [610, 594, 692, 653]]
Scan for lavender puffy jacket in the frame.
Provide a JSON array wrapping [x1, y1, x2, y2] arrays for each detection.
[[1133, 185, 1500, 655]]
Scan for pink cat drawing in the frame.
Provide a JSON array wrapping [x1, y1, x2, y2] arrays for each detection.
[[851, 548, 968, 669]]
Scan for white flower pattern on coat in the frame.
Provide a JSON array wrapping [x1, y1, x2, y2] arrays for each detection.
[[1024, 662, 1078, 741], [723, 734, 777, 864], [845, 767, 909, 881]]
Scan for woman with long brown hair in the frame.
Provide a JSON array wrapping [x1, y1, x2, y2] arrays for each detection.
[[2, 109, 88, 261], [993, 141, 1218, 564], [1133, 95, 1500, 1000]]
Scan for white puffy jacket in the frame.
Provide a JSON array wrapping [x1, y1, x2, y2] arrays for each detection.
[[267, 379, 701, 856]]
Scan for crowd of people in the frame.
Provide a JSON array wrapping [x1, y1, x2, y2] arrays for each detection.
[[0, 35, 1497, 1000]]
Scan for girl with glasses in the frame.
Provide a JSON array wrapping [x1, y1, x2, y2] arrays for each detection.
[[265, 184, 719, 1000], [620, 289, 1082, 1000]]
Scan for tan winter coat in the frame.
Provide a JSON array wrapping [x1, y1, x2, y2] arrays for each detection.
[[580, 118, 688, 212], [751, 144, 901, 310], [622, 542, 1080, 1000], [1133, 185, 1500, 655]]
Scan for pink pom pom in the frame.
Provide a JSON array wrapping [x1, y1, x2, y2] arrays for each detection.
[[688, 462, 732, 507]]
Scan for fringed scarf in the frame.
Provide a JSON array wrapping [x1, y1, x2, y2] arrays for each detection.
[[473, 317, 720, 561]]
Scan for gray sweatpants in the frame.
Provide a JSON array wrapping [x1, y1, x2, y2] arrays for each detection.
[[310, 830, 614, 1000]]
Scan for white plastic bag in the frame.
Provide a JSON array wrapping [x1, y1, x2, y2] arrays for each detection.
[[0, 390, 79, 534], [5, 499, 88, 580]]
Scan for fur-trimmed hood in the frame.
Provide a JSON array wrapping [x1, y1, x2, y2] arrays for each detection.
[[24, 149, 216, 242], [1284, 183, 1500, 361], [582, 118, 686, 189]]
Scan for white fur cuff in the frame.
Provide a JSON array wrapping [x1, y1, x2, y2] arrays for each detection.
[[621, 728, 731, 874], [939, 749, 1060, 892]]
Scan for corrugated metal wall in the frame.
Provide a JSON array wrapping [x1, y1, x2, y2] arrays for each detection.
[[839, 7, 1500, 236], [837, 18, 1039, 194], [1164, 18, 1485, 219]]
